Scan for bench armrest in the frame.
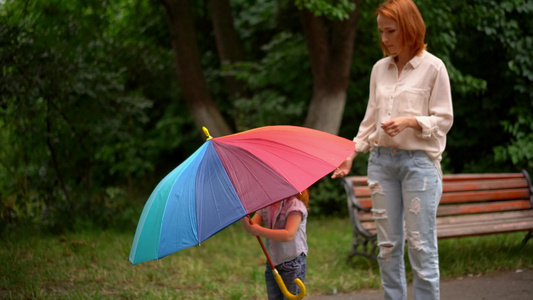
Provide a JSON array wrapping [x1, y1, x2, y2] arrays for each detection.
[[521, 169, 533, 207], [340, 177, 371, 212], [340, 177, 374, 237]]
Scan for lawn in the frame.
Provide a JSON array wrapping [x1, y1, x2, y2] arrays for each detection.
[[1, 218, 532, 299]]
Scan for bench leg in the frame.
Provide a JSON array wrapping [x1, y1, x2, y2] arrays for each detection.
[[347, 233, 378, 261], [522, 231, 533, 247]]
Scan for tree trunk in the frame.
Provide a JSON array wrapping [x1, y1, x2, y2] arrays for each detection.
[[207, 0, 247, 99], [160, 0, 232, 138], [300, 3, 360, 135]]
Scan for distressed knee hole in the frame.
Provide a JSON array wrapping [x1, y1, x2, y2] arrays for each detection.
[[378, 242, 394, 260], [368, 181, 383, 195], [407, 231, 424, 250], [371, 209, 387, 219], [410, 198, 421, 215]]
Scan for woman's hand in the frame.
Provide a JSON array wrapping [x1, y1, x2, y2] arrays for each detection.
[[381, 116, 420, 136], [332, 152, 357, 178]]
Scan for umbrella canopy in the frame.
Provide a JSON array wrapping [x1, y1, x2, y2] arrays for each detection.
[[129, 125, 355, 265]]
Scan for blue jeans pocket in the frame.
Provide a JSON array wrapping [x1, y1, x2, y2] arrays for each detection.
[[276, 255, 306, 280], [412, 154, 434, 168]]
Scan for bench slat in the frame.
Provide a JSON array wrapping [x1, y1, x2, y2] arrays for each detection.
[[355, 211, 533, 238], [356, 221, 533, 240], [353, 186, 371, 197], [437, 200, 532, 216], [355, 201, 533, 221], [442, 173, 526, 181], [441, 188, 530, 204], [352, 189, 530, 208], [438, 220, 533, 238], [346, 173, 527, 186], [353, 197, 372, 208], [352, 179, 529, 198], [443, 178, 529, 192], [436, 210, 533, 225], [354, 198, 532, 215]]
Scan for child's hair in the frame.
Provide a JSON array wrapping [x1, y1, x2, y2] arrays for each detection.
[[296, 189, 310, 209]]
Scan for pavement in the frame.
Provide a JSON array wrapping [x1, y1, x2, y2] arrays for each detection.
[[309, 268, 533, 300]]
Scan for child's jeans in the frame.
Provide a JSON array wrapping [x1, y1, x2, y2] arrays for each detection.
[[368, 147, 441, 300], [265, 254, 306, 300]]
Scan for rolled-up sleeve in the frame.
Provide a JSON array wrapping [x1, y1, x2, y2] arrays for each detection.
[[415, 62, 453, 140]]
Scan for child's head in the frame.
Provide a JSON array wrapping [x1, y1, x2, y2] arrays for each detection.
[[296, 189, 310, 209]]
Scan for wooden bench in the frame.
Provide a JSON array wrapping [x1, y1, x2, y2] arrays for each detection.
[[340, 170, 533, 260]]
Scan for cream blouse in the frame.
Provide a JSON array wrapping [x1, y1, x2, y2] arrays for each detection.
[[354, 50, 454, 176]]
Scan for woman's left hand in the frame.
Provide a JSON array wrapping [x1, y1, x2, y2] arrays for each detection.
[[381, 116, 419, 136]]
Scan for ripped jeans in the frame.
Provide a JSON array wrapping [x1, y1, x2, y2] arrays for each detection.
[[368, 147, 442, 300]]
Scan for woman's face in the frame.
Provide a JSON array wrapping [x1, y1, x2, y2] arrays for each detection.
[[377, 14, 402, 55]]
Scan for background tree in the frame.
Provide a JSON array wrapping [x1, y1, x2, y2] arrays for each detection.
[[298, 0, 360, 134], [159, 0, 232, 138], [1, 0, 532, 232], [207, 0, 248, 100]]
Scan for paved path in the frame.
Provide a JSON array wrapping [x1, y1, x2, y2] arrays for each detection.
[[309, 268, 533, 300]]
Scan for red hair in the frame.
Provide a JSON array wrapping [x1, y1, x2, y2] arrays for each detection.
[[295, 189, 309, 209], [376, 0, 427, 57]]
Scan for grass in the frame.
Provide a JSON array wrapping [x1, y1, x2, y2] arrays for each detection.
[[1, 218, 532, 299]]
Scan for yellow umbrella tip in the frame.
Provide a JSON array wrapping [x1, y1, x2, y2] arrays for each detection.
[[202, 126, 213, 141]]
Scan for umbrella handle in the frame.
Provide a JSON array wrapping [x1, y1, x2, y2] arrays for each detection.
[[272, 268, 307, 300], [256, 236, 307, 299], [247, 216, 307, 299]]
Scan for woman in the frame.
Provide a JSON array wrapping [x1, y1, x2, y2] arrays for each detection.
[[332, 0, 453, 299]]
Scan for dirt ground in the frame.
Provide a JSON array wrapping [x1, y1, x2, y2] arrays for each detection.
[[309, 268, 532, 300]]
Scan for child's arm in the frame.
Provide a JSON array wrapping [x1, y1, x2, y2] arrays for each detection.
[[241, 212, 302, 242]]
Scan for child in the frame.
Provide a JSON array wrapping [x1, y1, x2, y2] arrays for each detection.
[[241, 189, 309, 300]]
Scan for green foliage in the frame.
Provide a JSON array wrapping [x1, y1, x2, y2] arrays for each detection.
[[226, 32, 311, 131], [232, 0, 279, 42], [472, 0, 533, 170], [494, 106, 533, 170], [308, 177, 346, 216], [415, 0, 533, 173], [0, 0, 192, 232], [295, 0, 356, 20]]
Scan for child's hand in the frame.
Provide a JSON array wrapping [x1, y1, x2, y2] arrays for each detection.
[[241, 217, 261, 236]]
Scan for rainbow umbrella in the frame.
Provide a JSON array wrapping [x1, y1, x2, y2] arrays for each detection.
[[129, 125, 355, 265]]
